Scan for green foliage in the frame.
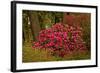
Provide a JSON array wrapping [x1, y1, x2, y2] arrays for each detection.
[[23, 42, 90, 62]]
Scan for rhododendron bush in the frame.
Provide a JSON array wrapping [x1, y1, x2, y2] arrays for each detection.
[[32, 23, 87, 57]]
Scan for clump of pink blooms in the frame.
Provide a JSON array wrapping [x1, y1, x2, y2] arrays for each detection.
[[32, 23, 87, 57]]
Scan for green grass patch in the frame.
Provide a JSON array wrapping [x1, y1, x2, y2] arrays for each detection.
[[22, 42, 90, 63]]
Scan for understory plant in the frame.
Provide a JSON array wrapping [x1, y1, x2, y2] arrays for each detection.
[[32, 23, 87, 57]]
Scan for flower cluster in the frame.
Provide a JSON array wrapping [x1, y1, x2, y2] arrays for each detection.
[[32, 23, 87, 57]]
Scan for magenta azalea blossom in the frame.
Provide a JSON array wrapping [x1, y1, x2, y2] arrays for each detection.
[[32, 23, 87, 57]]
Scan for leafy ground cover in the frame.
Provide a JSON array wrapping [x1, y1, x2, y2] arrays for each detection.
[[22, 42, 90, 63]]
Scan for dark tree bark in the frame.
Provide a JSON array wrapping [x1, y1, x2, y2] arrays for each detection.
[[28, 11, 41, 41]]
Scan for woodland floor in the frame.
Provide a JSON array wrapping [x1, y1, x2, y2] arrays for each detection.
[[22, 42, 91, 63]]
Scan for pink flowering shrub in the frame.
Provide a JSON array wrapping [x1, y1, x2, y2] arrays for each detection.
[[32, 23, 87, 57]]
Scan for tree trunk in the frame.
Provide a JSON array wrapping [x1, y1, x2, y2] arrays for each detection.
[[28, 11, 41, 41]]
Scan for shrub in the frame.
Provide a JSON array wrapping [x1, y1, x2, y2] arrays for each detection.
[[32, 23, 87, 57]]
